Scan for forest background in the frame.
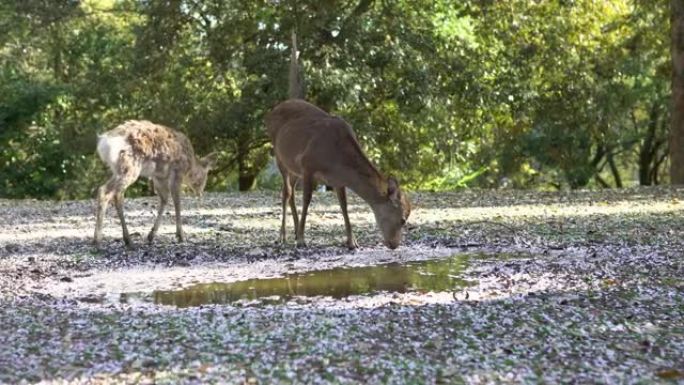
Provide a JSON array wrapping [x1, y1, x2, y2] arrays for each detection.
[[0, 0, 671, 199]]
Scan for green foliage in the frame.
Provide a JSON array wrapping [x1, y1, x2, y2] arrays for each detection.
[[0, 0, 672, 198]]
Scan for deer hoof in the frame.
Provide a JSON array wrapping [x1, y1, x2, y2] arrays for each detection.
[[147, 233, 156, 244], [296, 240, 307, 248], [346, 238, 359, 250]]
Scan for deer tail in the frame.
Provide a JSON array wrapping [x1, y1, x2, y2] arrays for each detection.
[[288, 29, 304, 99]]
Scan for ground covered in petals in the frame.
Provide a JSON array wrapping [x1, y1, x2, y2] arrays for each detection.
[[1, 187, 683, 384]]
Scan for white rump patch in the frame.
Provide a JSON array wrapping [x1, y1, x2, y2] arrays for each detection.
[[97, 134, 131, 171]]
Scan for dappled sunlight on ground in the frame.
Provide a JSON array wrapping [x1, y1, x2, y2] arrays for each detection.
[[2, 189, 683, 246], [412, 197, 684, 224]]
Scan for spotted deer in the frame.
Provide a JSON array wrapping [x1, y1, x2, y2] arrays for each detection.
[[93, 120, 217, 247], [266, 32, 411, 249]]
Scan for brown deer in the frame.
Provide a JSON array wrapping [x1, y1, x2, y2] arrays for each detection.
[[265, 32, 411, 249], [93, 120, 217, 247]]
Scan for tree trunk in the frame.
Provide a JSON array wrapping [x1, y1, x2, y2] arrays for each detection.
[[654, 151, 669, 185], [238, 174, 256, 191], [237, 154, 256, 192], [594, 175, 610, 188], [670, 0, 684, 183], [607, 153, 623, 188], [640, 104, 660, 185], [236, 147, 257, 192]]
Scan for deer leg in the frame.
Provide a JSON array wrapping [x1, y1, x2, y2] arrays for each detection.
[[112, 193, 131, 247], [170, 172, 185, 242], [336, 187, 358, 250], [280, 173, 292, 244], [289, 177, 299, 231], [289, 189, 299, 233], [112, 171, 139, 248], [94, 177, 116, 246], [296, 173, 313, 247], [148, 177, 169, 244]]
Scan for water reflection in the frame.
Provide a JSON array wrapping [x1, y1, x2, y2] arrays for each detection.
[[129, 256, 474, 308]]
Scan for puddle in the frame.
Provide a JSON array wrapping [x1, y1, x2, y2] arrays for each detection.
[[121, 255, 475, 308]]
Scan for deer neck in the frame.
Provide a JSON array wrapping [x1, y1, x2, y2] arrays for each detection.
[[186, 151, 205, 171], [179, 156, 200, 182], [345, 161, 389, 207]]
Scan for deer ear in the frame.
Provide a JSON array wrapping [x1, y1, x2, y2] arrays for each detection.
[[387, 177, 400, 201], [200, 152, 219, 169]]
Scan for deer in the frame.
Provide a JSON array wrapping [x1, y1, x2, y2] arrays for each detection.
[[265, 32, 411, 249], [93, 120, 217, 247]]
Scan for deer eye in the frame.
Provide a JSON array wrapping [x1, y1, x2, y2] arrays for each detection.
[[401, 219, 406, 226]]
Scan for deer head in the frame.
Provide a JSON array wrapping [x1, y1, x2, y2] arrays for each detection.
[[371, 177, 411, 249], [186, 152, 218, 197]]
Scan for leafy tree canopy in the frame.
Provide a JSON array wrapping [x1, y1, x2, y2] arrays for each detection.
[[0, 0, 670, 198]]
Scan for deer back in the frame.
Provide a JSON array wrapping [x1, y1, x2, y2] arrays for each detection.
[[98, 120, 195, 179]]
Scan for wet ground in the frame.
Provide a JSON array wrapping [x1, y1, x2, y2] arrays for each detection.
[[0, 188, 683, 384], [123, 255, 474, 307]]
